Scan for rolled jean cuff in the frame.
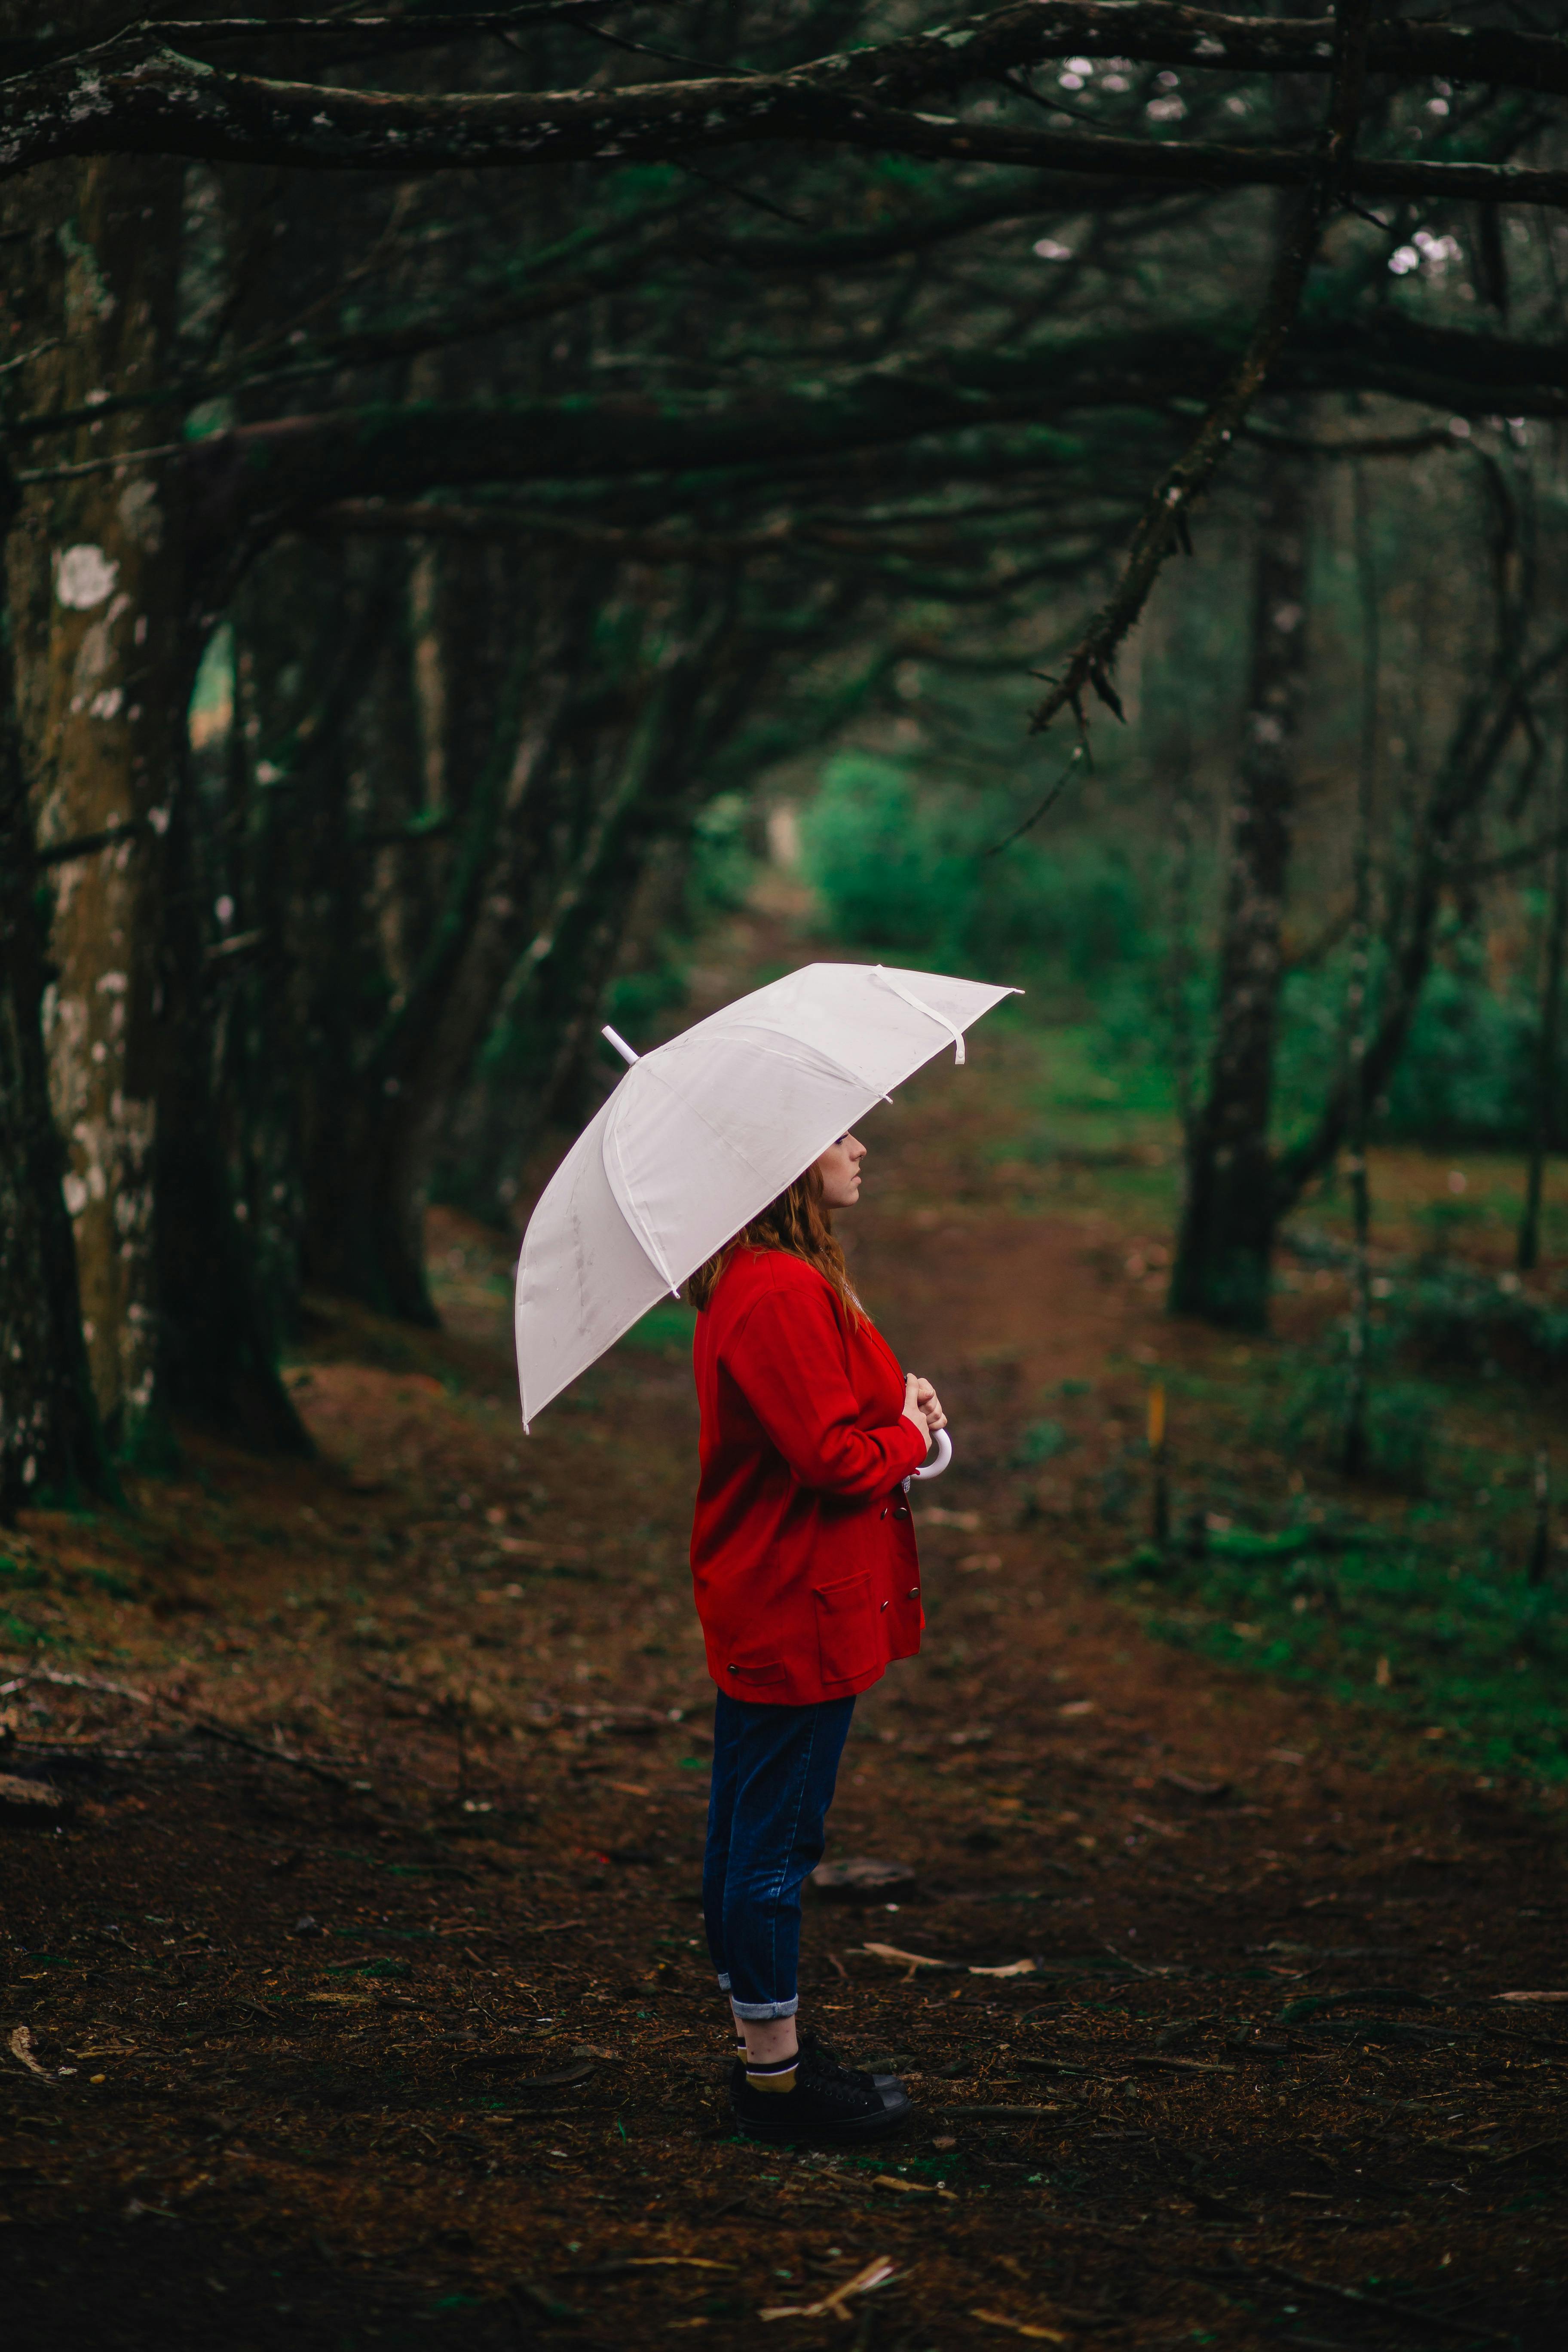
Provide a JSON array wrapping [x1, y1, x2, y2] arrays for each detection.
[[729, 1994, 799, 2022]]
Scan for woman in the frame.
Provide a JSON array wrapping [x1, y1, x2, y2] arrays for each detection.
[[687, 1128, 945, 2145]]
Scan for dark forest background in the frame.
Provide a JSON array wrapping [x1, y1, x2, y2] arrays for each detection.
[[0, 0, 1564, 1509]]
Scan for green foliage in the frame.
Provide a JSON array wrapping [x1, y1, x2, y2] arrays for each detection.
[[1104, 1525, 1568, 1779], [687, 791, 756, 920], [1252, 1343, 1438, 1490], [1381, 949, 1540, 1145], [799, 753, 1149, 988], [1393, 1263, 1568, 1376], [1011, 1418, 1073, 1467], [1274, 922, 1564, 1153], [617, 1301, 697, 1355], [601, 959, 688, 1042], [799, 760, 1555, 1173]]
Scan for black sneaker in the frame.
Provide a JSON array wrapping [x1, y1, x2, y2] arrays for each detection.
[[729, 2032, 912, 2146]]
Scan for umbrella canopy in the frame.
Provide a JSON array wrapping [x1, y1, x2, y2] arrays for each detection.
[[514, 962, 1017, 1427]]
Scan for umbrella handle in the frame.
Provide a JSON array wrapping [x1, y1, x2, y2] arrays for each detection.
[[904, 1427, 953, 1489]]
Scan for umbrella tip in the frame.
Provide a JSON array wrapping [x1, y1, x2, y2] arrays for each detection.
[[602, 1024, 640, 1066]]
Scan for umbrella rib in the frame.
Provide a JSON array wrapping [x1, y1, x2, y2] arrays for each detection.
[[604, 1108, 684, 1301], [870, 966, 970, 1065], [601, 1028, 896, 1300]]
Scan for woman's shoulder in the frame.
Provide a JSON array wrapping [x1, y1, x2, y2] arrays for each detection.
[[720, 1244, 828, 1295], [710, 1245, 836, 1316]]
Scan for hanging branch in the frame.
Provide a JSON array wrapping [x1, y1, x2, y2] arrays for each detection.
[[1027, 0, 1375, 742]]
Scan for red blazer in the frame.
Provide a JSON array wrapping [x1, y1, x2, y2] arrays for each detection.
[[689, 1246, 930, 1706]]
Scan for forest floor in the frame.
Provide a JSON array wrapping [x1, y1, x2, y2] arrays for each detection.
[[3, 894, 1567, 2352]]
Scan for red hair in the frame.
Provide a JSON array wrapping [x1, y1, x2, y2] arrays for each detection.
[[688, 1161, 859, 1322]]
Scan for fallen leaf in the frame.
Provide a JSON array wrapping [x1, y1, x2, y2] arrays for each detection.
[[6, 2027, 52, 2082], [1495, 1991, 1568, 2003], [1057, 1700, 1095, 1718], [970, 1958, 1037, 1978], [606, 1780, 650, 1796], [0, 1773, 68, 1823], [1159, 1772, 1232, 1803], [517, 2059, 596, 2090], [872, 2175, 954, 2198], [813, 1857, 916, 1898]]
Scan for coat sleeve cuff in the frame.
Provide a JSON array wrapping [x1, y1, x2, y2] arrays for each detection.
[[891, 1415, 932, 1480]]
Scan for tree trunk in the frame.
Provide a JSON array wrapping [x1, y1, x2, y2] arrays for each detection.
[[7, 155, 187, 1457], [1518, 729, 1568, 1274], [1341, 463, 1379, 1476], [155, 748, 313, 1453], [0, 458, 121, 1516], [1169, 450, 1311, 1331]]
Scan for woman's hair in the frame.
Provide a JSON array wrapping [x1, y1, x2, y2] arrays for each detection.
[[688, 1160, 860, 1321]]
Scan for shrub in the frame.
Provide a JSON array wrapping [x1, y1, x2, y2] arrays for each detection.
[[800, 752, 1152, 986]]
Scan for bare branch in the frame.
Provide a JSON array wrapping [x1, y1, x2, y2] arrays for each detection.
[[0, 18, 1562, 201], [1027, 0, 1374, 740], [8, 5, 1563, 98]]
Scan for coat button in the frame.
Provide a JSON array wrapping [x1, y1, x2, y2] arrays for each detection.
[[907, 1587, 919, 1598], [880, 1599, 888, 1610]]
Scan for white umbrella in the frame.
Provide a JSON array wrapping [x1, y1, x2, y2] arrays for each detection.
[[514, 961, 1018, 1428]]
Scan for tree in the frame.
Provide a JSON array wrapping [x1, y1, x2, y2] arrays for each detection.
[[0, 451, 120, 1514], [3, 0, 1565, 1459], [1169, 439, 1312, 1330]]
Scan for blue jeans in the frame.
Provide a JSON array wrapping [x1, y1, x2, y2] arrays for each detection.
[[702, 1690, 855, 2021]]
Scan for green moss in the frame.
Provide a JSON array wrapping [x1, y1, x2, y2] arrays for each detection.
[[1106, 1526, 1568, 1779]]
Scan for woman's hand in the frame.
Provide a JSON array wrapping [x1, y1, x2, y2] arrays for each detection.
[[903, 1373, 947, 1442], [913, 1376, 947, 1434]]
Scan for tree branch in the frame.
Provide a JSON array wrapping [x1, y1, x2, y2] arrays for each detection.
[[1027, 0, 1377, 739], [8, 5, 1563, 98], [1, 22, 1563, 203]]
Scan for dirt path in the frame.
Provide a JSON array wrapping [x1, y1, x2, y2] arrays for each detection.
[[2, 987, 1565, 2349]]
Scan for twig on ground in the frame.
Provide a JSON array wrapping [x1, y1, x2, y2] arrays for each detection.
[[189, 1717, 360, 1793], [0, 1666, 150, 1704], [760, 2256, 897, 2322], [1259, 2263, 1514, 2343]]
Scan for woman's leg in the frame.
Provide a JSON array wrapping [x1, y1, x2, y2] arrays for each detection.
[[701, 1691, 744, 2035], [722, 1694, 855, 2080]]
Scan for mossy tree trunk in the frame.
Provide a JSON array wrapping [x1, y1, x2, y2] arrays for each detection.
[[0, 456, 120, 1515], [1169, 448, 1311, 1332], [7, 154, 187, 1458]]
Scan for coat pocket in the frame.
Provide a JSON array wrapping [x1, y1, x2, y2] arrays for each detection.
[[726, 1659, 785, 1685], [812, 1570, 877, 1684]]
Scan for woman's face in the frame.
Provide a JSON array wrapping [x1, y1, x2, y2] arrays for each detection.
[[815, 1131, 866, 1210]]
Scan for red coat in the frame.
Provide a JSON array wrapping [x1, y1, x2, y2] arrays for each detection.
[[689, 1246, 930, 1706]]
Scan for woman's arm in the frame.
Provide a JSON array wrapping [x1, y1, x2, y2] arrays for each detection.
[[726, 1283, 931, 1498]]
